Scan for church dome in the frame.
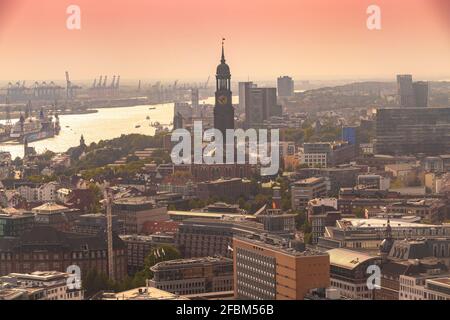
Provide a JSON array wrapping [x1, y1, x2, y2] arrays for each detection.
[[216, 39, 230, 77], [216, 62, 230, 77]]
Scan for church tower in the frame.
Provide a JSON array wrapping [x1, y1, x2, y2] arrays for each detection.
[[213, 39, 234, 141]]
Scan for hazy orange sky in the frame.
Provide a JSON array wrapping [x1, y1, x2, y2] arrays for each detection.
[[0, 0, 449, 82]]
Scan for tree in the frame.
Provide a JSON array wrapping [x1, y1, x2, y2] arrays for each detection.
[[82, 269, 114, 298], [354, 207, 365, 218], [133, 245, 181, 282], [88, 183, 102, 212], [294, 210, 307, 229]]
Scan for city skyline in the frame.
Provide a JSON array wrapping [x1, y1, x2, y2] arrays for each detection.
[[0, 0, 450, 81], [1, 0, 450, 305]]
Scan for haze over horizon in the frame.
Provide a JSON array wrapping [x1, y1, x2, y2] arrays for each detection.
[[0, 0, 449, 82]]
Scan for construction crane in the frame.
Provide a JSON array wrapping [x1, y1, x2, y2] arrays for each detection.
[[104, 189, 115, 282]]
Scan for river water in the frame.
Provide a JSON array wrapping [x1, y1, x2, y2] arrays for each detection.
[[0, 96, 223, 159]]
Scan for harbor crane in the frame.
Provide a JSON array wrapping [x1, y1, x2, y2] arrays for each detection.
[[65, 71, 81, 100]]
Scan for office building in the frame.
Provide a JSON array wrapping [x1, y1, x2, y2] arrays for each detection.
[[327, 248, 381, 300], [424, 277, 450, 300], [397, 74, 416, 108], [72, 213, 123, 235], [196, 178, 251, 201], [149, 256, 233, 295], [245, 87, 282, 128], [375, 107, 450, 155], [113, 197, 168, 234], [317, 218, 450, 251], [175, 217, 264, 258], [277, 76, 294, 97], [0, 226, 127, 280], [0, 209, 34, 238], [233, 235, 330, 300], [302, 141, 356, 167], [291, 177, 327, 211], [0, 271, 84, 300], [120, 234, 173, 275], [342, 126, 358, 145], [413, 81, 429, 108], [238, 81, 255, 114], [295, 166, 362, 195], [357, 174, 390, 190]]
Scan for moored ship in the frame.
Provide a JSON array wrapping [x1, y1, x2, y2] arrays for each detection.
[[9, 104, 60, 143]]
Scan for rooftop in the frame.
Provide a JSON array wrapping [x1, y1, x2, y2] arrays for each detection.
[[327, 248, 379, 270], [151, 256, 232, 271], [113, 196, 154, 205], [32, 202, 69, 214], [168, 210, 256, 220], [294, 177, 325, 186], [103, 287, 188, 300], [428, 277, 450, 288], [337, 218, 441, 230], [236, 234, 326, 257]]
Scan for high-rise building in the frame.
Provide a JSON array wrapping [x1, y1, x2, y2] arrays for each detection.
[[238, 81, 254, 115], [397, 74, 415, 108], [233, 235, 330, 300], [245, 87, 282, 128], [375, 107, 450, 155], [413, 81, 429, 108], [397, 75, 429, 108], [277, 76, 294, 97], [191, 88, 201, 118], [213, 40, 234, 140]]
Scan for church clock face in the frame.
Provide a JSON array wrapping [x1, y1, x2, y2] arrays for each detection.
[[218, 95, 228, 105]]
